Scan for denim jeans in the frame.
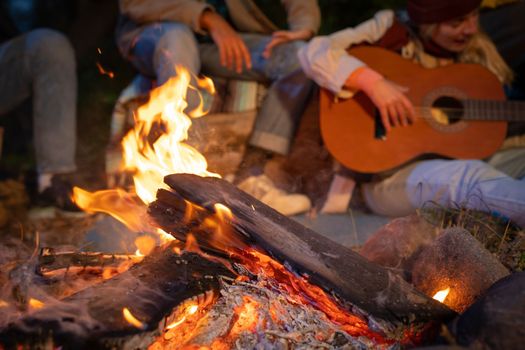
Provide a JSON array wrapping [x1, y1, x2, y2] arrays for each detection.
[[118, 22, 314, 155], [0, 29, 77, 174], [362, 148, 525, 227]]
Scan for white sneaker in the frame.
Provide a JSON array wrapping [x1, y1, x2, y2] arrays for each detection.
[[237, 174, 311, 216]]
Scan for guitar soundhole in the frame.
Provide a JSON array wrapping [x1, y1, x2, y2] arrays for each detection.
[[431, 96, 464, 125]]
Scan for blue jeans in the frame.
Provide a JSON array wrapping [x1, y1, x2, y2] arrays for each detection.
[[363, 148, 525, 228], [0, 29, 77, 174], [118, 22, 313, 155]]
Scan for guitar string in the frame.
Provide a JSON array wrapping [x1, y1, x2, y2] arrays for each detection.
[[395, 106, 525, 121]]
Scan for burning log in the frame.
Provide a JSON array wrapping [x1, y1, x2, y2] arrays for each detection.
[[149, 174, 455, 324], [37, 248, 140, 273], [0, 242, 234, 349]]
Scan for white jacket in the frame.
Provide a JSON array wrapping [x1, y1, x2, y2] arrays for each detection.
[[298, 10, 395, 94]]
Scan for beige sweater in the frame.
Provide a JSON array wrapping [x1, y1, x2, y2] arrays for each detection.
[[119, 0, 320, 35]]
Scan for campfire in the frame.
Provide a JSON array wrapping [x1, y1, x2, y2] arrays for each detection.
[[0, 66, 521, 349]]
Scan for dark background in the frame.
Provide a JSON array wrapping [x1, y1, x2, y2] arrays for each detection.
[[0, 0, 523, 192]]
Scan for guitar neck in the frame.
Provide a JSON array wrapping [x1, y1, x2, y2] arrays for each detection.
[[463, 99, 525, 122]]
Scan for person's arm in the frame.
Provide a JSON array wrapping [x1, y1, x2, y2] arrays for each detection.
[[120, 0, 251, 73], [199, 9, 251, 73], [262, 0, 320, 58], [298, 10, 415, 132], [346, 68, 415, 131], [119, 0, 211, 33], [298, 10, 395, 94]]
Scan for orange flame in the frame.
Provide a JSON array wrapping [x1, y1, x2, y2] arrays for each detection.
[[28, 298, 44, 310], [432, 287, 450, 303], [72, 66, 218, 248], [0, 299, 9, 308], [237, 249, 387, 343], [194, 203, 247, 253], [134, 235, 157, 256], [121, 67, 218, 205], [123, 307, 147, 330], [101, 258, 140, 280], [72, 187, 155, 232], [102, 267, 116, 280], [165, 302, 199, 330], [159, 293, 216, 344]]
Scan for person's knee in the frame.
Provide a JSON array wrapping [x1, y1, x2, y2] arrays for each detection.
[[268, 40, 305, 75], [154, 23, 199, 65], [25, 28, 75, 67], [410, 160, 500, 207], [457, 160, 496, 186]]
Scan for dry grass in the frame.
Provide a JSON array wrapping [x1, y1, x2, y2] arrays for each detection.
[[419, 202, 525, 272]]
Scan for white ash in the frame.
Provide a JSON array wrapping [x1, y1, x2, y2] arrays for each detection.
[[174, 275, 392, 350]]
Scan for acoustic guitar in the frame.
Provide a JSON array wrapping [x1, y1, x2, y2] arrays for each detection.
[[320, 46, 525, 173]]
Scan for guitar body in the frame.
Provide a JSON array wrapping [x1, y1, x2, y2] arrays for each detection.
[[320, 46, 507, 173]]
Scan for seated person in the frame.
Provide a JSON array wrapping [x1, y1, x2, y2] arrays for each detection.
[[0, 5, 78, 210], [298, 0, 525, 227], [116, 0, 319, 157], [114, 0, 321, 215]]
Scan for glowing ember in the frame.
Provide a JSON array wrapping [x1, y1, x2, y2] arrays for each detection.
[[0, 300, 8, 308], [28, 298, 44, 310], [186, 304, 198, 315], [123, 307, 147, 330], [432, 288, 450, 303], [237, 249, 388, 343], [102, 267, 116, 280], [166, 302, 199, 330], [231, 296, 260, 336], [96, 62, 115, 78], [156, 294, 217, 345]]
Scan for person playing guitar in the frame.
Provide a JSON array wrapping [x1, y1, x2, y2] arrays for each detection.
[[298, 0, 525, 227]]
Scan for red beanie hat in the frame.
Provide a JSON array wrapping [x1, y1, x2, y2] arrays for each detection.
[[407, 0, 482, 24]]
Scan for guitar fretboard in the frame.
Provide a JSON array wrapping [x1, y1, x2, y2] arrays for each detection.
[[463, 99, 525, 121]]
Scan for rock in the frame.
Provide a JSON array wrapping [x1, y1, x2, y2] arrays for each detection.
[[359, 214, 440, 277], [412, 228, 510, 313], [453, 272, 525, 350]]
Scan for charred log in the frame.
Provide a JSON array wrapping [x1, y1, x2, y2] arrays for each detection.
[[149, 174, 455, 324], [37, 248, 139, 273], [0, 242, 234, 349]]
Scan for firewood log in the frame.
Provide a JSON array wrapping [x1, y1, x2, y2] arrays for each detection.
[[0, 243, 234, 349], [149, 174, 455, 324]]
